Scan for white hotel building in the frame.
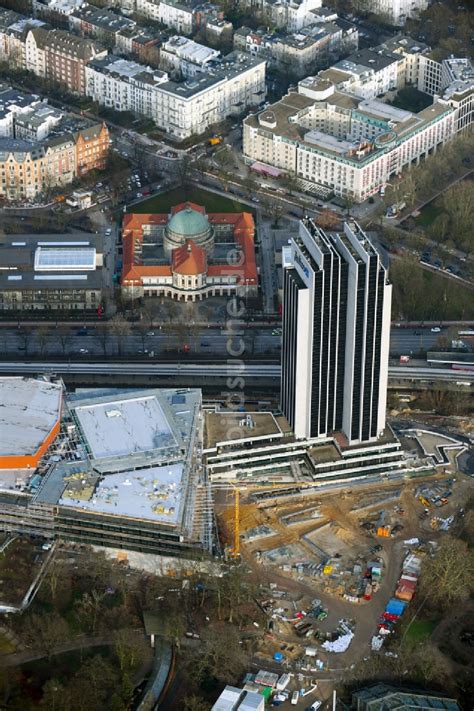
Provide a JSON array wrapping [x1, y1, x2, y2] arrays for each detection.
[[243, 75, 455, 202], [85, 51, 266, 141]]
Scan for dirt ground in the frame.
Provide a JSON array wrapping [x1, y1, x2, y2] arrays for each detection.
[[213, 470, 473, 708]]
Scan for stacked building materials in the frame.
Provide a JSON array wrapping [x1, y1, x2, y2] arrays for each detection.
[[395, 553, 421, 602]]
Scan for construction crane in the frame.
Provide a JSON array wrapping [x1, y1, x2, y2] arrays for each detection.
[[227, 479, 322, 559], [233, 487, 240, 558]]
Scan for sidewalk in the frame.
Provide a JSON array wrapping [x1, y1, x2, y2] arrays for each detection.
[[0, 634, 115, 668]]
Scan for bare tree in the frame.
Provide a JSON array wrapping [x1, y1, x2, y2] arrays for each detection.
[[183, 696, 210, 711], [108, 315, 132, 356], [418, 536, 474, 608], [113, 629, 149, 676], [177, 155, 192, 198], [95, 325, 109, 356], [22, 612, 70, 660], [191, 623, 247, 684], [74, 590, 106, 635], [141, 300, 156, 328], [37, 326, 50, 357], [136, 321, 150, 352], [57, 325, 71, 356]]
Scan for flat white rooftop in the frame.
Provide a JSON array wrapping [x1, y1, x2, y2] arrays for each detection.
[[74, 395, 177, 460], [304, 129, 356, 153], [59, 463, 184, 525], [34, 247, 96, 272], [358, 99, 413, 123], [0, 377, 62, 457], [164, 36, 219, 65]]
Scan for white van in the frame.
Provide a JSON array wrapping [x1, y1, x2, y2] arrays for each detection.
[[276, 673, 290, 691], [291, 690, 299, 705]]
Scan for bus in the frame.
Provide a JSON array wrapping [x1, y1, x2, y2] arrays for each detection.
[[458, 330, 474, 337]]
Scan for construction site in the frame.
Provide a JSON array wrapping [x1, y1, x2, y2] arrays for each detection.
[[210, 404, 471, 683]]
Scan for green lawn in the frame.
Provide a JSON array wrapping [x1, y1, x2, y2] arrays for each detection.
[[129, 186, 254, 214], [415, 202, 445, 227], [405, 619, 437, 646]]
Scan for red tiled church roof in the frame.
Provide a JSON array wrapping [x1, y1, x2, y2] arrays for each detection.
[[172, 240, 207, 275], [121, 204, 257, 286]]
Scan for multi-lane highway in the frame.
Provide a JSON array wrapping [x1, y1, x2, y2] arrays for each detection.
[[0, 361, 471, 382], [0, 326, 465, 359]]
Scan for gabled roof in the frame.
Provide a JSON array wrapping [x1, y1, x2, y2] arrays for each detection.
[[172, 239, 206, 275]]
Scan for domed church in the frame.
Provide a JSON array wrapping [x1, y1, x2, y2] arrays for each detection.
[[164, 205, 214, 257], [121, 202, 258, 301]]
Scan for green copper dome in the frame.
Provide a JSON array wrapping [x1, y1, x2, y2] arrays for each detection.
[[167, 207, 210, 237], [164, 205, 214, 257]]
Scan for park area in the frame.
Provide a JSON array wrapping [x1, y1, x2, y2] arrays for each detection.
[[129, 186, 254, 215]]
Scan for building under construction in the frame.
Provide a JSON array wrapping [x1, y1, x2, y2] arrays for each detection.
[[0, 378, 214, 558]]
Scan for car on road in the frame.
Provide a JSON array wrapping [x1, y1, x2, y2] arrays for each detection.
[[431, 327, 441, 333], [105, 228, 112, 235], [79, 348, 89, 354], [147, 331, 155, 336], [272, 330, 282, 336], [306, 702, 322, 711]]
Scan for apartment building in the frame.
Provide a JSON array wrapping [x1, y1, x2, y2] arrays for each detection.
[[0, 233, 104, 312], [32, 0, 86, 20], [115, 29, 162, 65], [377, 36, 430, 87], [0, 137, 74, 201], [69, 4, 136, 46], [73, 121, 110, 175], [134, 0, 160, 22], [194, 3, 233, 38], [0, 8, 46, 69], [25, 27, 107, 95], [15, 104, 64, 141], [0, 87, 43, 137], [235, 20, 357, 78], [243, 81, 455, 202], [157, 0, 195, 35], [238, 0, 323, 32], [353, 0, 428, 26], [327, 48, 402, 98], [0, 87, 109, 202], [418, 56, 474, 133], [86, 52, 266, 140], [160, 36, 220, 78]]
